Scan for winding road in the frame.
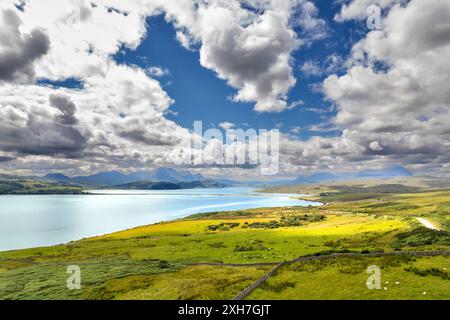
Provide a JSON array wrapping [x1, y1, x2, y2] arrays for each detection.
[[416, 217, 441, 231]]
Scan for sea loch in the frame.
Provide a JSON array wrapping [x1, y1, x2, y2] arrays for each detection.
[[0, 188, 321, 251]]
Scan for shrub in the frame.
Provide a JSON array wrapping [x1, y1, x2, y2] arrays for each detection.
[[234, 240, 267, 252], [245, 215, 326, 230], [404, 267, 449, 280], [260, 281, 295, 292], [246, 221, 280, 229], [207, 242, 227, 249], [394, 227, 450, 247], [206, 222, 240, 232], [280, 216, 303, 227]]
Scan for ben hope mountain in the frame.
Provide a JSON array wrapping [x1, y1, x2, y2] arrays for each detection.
[[42, 165, 414, 188]]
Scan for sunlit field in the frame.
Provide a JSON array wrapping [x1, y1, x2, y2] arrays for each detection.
[[1, 184, 449, 300]]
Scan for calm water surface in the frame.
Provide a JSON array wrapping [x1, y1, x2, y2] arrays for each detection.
[[0, 188, 321, 251]]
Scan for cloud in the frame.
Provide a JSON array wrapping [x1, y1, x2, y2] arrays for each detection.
[[156, 0, 327, 112], [1, 0, 448, 177], [0, 8, 50, 83], [147, 66, 170, 78], [0, 97, 88, 157], [0, 83, 88, 159], [320, 0, 450, 174], [369, 141, 383, 151], [334, 0, 403, 22], [116, 128, 180, 146], [290, 126, 302, 135], [300, 54, 344, 77], [300, 60, 322, 76], [219, 122, 235, 130], [18, 0, 150, 80], [294, 0, 328, 41], [0, 1, 186, 165], [242, 0, 450, 177], [49, 94, 78, 125]]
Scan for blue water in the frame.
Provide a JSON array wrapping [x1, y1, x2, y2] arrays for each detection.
[[0, 188, 321, 251]]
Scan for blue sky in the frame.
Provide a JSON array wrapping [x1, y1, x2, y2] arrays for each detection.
[[2, 0, 448, 177], [112, 5, 364, 140]]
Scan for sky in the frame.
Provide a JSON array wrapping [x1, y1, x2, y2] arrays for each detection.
[[0, 0, 449, 178]]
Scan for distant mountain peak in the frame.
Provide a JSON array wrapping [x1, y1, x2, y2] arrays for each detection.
[[43, 173, 72, 181], [294, 172, 338, 184], [387, 165, 413, 175], [150, 167, 204, 182], [357, 165, 412, 178], [40, 167, 206, 186], [294, 165, 413, 185]]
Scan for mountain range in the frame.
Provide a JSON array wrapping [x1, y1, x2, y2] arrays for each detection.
[[42, 168, 206, 187], [114, 180, 227, 190], [292, 165, 413, 184], [41, 165, 413, 188]]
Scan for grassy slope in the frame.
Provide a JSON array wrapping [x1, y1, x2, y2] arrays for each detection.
[[0, 183, 449, 300], [249, 255, 449, 300]]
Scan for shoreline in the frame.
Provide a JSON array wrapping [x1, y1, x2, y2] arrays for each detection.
[[0, 204, 318, 254], [0, 189, 322, 253]]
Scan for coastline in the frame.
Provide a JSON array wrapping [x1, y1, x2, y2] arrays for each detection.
[[1, 187, 449, 300], [0, 189, 322, 253]]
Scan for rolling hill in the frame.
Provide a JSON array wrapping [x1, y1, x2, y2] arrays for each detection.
[[292, 165, 413, 185], [42, 167, 206, 187]]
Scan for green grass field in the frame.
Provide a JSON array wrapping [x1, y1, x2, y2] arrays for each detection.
[[0, 182, 449, 300], [249, 255, 449, 300]]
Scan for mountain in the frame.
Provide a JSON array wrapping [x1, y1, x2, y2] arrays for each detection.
[[292, 166, 413, 185], [43, 173, 73, 183], [1, 175, 84, 195], [294, 172, 339, 184], [39, 165, 414, 188], [40, 167, 207, 187], [124, 168, 204, 183], [73, 171, 131, 186], [145, 167, 204, 182], [114, 180, 227, 190], [356, 165, 413, 179]]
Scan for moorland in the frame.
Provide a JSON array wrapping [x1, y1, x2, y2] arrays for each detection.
[[0, 177, 449, 300]]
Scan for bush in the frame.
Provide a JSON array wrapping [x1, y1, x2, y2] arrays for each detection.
[[246, 220, 280, 229], [302, 214, 326, 222], [206, 222, 239, 232], [311, 249, 352, 256], [394, 227, 450, 247], [234, 240, 267, 252], [280, 216, 303, 227], [207, 242, 227, 249], [245, 215, 326, 229], [260, 281, 295, 292], [404, 267, 449, 280]]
